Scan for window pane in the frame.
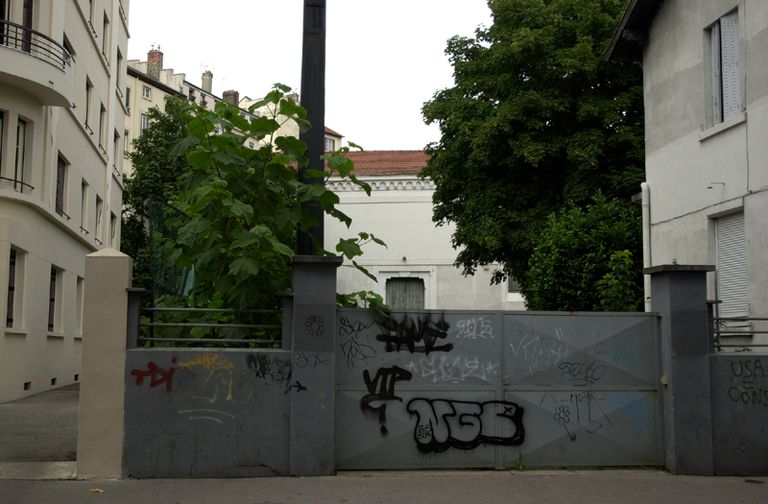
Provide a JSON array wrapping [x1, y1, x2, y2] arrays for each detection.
[[386, 278, 425, 310], [6, 248, 16, 327]]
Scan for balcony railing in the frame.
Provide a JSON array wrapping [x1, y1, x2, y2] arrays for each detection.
[[0, 20, 71, 71], [0, 175, 34, 193]]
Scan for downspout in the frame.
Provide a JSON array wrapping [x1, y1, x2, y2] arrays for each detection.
[[641, 182, 652, 312]]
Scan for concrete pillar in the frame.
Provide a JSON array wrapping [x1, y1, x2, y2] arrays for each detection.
[[646, 264, 715, 475], [289, 255, 341, 476], [76, 249, 132, 479]]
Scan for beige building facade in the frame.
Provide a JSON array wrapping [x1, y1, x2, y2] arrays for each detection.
[[325, 151, 525, 311], [609, 0, 768, 345], [0, 0, 129, 403]]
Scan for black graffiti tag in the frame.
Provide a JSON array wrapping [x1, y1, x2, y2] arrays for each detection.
[[338, 317, 377, 369], [360, 366, 413, 435], [407, 399, 525, 453], [376, 314, 453, 354]]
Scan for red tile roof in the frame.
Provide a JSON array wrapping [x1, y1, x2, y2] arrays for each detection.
[[345, 150, 429, 176]]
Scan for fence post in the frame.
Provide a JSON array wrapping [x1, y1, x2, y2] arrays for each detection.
[[288, 255, 342, 476], [76, 249, 132, 479], [645, 264, 715, 475]]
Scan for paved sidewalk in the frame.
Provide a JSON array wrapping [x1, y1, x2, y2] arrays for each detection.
[[0, 384, 79, 463], [0, 470, 766, 504]]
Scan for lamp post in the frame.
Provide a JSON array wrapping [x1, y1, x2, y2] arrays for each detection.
[[297, 0, 326, 255]]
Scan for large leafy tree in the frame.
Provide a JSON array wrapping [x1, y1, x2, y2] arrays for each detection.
[[422, 0, 644, 289]]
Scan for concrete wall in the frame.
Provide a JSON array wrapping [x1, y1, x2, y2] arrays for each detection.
[[710, 354, 768, 475], [123, 349, 292, 478], [325, 176, 525, 311], [642, 0, 768, 333]]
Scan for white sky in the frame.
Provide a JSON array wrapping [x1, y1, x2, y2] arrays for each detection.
[[126, 1, 492, 150]]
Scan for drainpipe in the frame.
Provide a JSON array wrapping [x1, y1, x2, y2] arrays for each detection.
[[641, 182, 652, 312]]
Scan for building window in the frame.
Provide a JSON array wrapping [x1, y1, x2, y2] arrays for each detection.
[[116, 49, 123, 90], [125, 86, 131, 110], [110, 212, 117, 247], [48, 266, 62, 332], [62, 33, 75, 62], [6, 247, 23, 328], [76, 276, 84, 334], [80, 180, 89, 232], [95, 195, 104, 242], [101, 12, 109, 59], [140, 113, 150, 131], [715, 213, 748, 317], [14, 118, 28, 192], [710, 11, 742, 125], [56, 154, 68, 217], [0, 111, 4, 174], [123, 129, 130, 155], [85, 78, 93, 131], [142, 86, 151, 99], [324, 137, 336, 152], [386, 277, 425, 310], [113, 130, 120, 166], [98, 104, 106, 150]]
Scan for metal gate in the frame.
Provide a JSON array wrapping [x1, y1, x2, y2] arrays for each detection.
[[335, 309, 663, 469]]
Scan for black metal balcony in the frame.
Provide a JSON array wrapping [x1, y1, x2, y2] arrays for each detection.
[[0, 20, 71, 70]]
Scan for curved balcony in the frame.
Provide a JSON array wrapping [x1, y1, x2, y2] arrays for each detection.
[[0, 21, 74, 107]]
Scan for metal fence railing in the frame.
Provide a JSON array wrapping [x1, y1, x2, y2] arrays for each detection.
[[127, 289, 283, 349], [0, 20, 72, 70], [711, 313, 768, 352]]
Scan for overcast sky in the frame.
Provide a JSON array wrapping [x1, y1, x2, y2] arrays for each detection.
[[126, 1, 492, 150]]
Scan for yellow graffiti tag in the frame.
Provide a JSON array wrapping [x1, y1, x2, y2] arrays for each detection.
[[177, 353, 234, 371]]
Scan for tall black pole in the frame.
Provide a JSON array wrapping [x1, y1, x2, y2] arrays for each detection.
[[298, 0, 326, 255]]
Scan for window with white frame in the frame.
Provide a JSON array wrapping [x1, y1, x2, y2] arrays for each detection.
[[48, 266, 63, 333], [324, 137, 336, 152], [55, 154, 68, 217], [95, 195, 104, 242], [110, 212, 117, 247], [6, 247, 25, 329], [140, 113, 150, 132], [385, 277, 425, 310], [709, 11, 742, 125], [142, 85, 151, 99], [80, 179, 89, 232]]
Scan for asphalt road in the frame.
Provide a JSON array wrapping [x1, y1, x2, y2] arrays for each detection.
[[1, 470, 767, 504]]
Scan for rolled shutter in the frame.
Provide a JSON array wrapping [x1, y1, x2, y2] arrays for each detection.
[[720, 12, 742, 121], [716, 213, 748, 317], [386, 278, 425, 310]]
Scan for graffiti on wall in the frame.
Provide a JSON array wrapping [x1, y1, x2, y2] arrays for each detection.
[[338, 317, 377, 369], [404, 356, 500, 384], [728, 359, 768, 407], [509, 331, 569, 375], [376, 313, 453, 354], [407, 399, 525, 453], [541, 392, 612, 441], [130, 352, 293, 425], [455, 317, 494, 340], [360, 366, 413, 435]]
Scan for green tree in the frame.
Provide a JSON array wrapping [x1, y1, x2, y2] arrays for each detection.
[[161, 85, 383, 310], [121, 97, 194, 295], [422, 0, 644, 287], [522, 194, 643, 311]]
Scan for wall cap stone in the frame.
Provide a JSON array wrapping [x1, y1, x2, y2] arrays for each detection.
[[292, 255, 343, 266]]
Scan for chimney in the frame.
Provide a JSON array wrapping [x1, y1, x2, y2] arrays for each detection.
[[147, 47, 163, 80], [223, 89, 239, 107], [201, 70, 213, 93]]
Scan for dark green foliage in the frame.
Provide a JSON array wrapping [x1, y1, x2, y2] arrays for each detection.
[[422, 0, 644, 290], [121, 97, 194, 296], [522, 195, 643, 311]]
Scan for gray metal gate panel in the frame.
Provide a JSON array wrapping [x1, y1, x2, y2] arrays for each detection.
[[335, 309, 663, 470]]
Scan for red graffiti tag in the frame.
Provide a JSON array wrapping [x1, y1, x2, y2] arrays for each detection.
[[130, 361, 175, 391]]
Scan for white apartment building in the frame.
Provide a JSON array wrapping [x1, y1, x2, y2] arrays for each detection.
[[325, 151, 525, 311], [608, 0, 768, 345], [0, 0, 129, 403]]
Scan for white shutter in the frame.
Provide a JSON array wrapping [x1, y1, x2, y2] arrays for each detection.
[[711, 22, 722, 124], [719, 12, 742, 121], [716, 213, 748, 317]]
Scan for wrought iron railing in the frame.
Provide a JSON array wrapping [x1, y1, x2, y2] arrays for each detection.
[[0, 20, 71, 70], [711, 313, 768, 351], [0, 175, 34, 193]]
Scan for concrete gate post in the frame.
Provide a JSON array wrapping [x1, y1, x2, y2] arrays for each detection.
[[646, 264, 715, 475], [76, 249, 133, 479], [289, 255, 342, 476]]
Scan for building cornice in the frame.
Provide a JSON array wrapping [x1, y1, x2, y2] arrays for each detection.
[[327, 175, 435, 192]]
